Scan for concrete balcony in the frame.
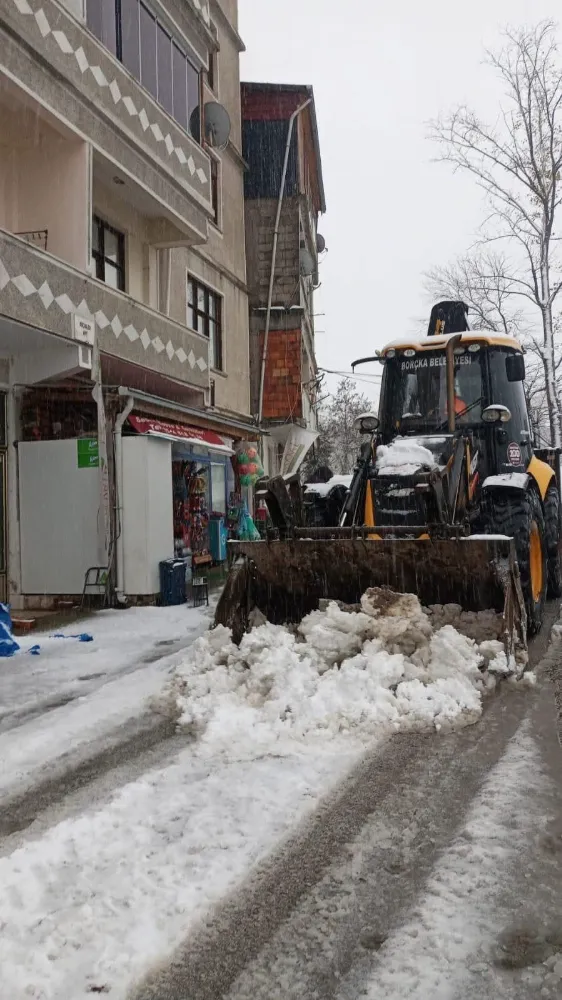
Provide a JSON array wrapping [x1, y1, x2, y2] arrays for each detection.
[[1, 0, 213, 244], [0, 229, 209, 389]]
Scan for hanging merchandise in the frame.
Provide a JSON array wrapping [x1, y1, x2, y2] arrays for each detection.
[[172, 460, 211, 561], [233, 440, 264, 487], [238, 499, 261, 541]]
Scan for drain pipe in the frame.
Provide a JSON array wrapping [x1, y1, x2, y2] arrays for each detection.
[[257, 97, 312, 440], [114, 394, 134, 604]]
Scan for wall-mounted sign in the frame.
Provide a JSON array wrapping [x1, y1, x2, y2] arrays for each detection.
[[73, 314, 95, 346], [77, 438, 99, 469]]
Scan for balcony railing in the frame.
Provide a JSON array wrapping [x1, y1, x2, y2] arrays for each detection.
[[0, 229, 209, 389]]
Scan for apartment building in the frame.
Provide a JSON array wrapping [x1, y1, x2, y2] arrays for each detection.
[[241, 82, 326, 478], [0, 0, 251, 607]]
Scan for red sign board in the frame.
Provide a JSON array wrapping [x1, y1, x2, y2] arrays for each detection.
[[129, 415, 231, 453]]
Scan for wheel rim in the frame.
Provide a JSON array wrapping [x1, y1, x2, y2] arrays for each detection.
[[530, 520, 544, 603]]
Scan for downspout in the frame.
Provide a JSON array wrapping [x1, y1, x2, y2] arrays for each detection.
[[114, 394, 134, 604], [257, 97, 312, 440]]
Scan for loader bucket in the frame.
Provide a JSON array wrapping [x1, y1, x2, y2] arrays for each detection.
[[215, 535, 527, 660]]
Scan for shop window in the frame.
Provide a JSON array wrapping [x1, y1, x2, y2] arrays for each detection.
[[86, 0, 201, 141], [92, 215, 125, 291], [187, 276, 223, 371]]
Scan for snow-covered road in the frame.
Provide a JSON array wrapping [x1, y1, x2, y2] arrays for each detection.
[[0, 596, 561, 1000]]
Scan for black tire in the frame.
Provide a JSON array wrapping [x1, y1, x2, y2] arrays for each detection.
[[488, 488, 547, 635], [544, 485, 562, 598]]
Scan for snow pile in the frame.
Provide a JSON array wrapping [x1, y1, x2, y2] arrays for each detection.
[[376, 437, 438, 476], [164, 589, 524, 751]]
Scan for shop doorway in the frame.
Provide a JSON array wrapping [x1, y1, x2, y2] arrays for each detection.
[[171, 450, 229, 569]]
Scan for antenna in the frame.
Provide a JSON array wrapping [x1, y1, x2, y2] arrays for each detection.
[[316, 233, 326, 253], [190, 102, 231, 150]]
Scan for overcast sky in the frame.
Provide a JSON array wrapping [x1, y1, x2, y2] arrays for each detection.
[[239, 0, 558, 403]]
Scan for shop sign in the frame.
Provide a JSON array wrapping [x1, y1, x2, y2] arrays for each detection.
[[128, 415, 233, 454], [77, 438, 99, 468], [73, 314, 95, 346]]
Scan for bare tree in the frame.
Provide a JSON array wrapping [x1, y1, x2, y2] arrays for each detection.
[[424, 249, 528, 335], [424, 248, 562, 442], [429, 21, 562, 446]]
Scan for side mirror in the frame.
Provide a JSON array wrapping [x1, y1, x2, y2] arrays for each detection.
[[354, 412, 380, 435], [482, 404, 512, 423], [506, 353, 525, 382]]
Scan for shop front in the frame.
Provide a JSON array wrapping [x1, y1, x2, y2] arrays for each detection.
[[126, 416, 234, 574]]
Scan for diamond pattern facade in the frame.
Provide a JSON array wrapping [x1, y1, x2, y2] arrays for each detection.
[[6, 0, 211, 199], [0, 230, 209, 388]]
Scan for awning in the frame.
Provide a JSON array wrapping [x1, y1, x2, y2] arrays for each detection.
[[128, 415, 234, 455]]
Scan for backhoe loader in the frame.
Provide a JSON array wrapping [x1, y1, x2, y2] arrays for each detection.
[[216, 302, 562, 655]]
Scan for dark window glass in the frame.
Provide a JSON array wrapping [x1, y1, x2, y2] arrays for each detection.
[[121, 0, 140, 78], [381, 350, 484, 436], [210, 157, 220, 225], [188, 277, 223, 370], [157, 24, 173, 114], [489, 348, 532, 462], [87, 0, 117, 55], [140, 3, 157, 100], [0, 394, 6, 449], [172, 43, 188, 131], [207, 50, 216, 92], [92, 216, 125, 292], [187, 60, 201, 139]]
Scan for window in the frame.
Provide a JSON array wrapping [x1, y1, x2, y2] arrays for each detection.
[[382, 350, 484, 435], [121, 0, 140, 78], [207, 49, 217, 92], [188, 276, 223, 371], [172, 42, 188, 131], [157, 23, 173, 115], [210, 156, 220, 226], [86, 0, 201, 140], [87, 0, 117, 55], [92, 216, 125, 291], [139, 3, 157, 99]]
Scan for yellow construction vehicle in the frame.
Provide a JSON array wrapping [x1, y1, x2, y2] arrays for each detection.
[[216, 302, 562, 655]]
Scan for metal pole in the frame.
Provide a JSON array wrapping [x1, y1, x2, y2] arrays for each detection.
[[446, 334, 462, 433], [257, 98, 312, 437]]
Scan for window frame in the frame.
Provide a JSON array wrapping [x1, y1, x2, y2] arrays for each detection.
[[187, 275, 223, 372], [92, 215, 126, 292], [207, 47, 218, 94], [86, 0, 202, 141]]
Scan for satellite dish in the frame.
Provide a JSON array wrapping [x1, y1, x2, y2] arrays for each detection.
[[300, 249, 315, 277], [190, 102, 231, 150], [316, 233, 326, 253]]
